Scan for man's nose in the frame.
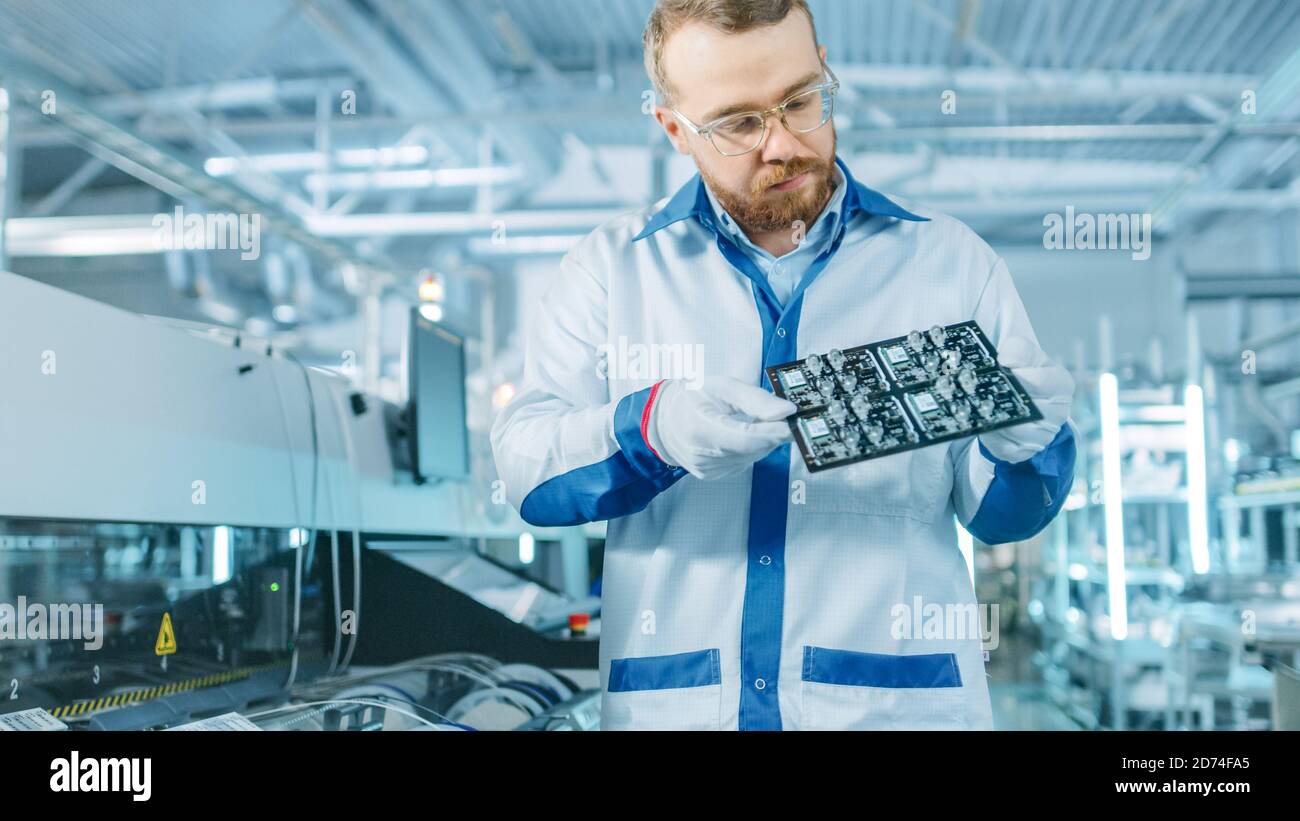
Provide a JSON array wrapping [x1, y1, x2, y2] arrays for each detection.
[[759, 115, 802, 163]]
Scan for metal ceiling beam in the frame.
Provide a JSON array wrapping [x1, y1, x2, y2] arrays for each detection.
[[13, 18, 325, 225], [26, 156, 107, 218], [1184, 274, 1300, 301], [11, 186, 1297, 255], [909, 0, 1025, 75], [0, 51, 398, 278], [944, 0, 982, 69], [7, 59, 1263, 147], [368, 0, 558, 181], [19, 111, 1300, 147], [306, 208, 617, 237], [832, 64, 1260, 100], [8, 62, 1272, 149], [296, 0, 480, 165], [89, 76, 354, 118], [1153, 35, 1300, 231], [1082, 0, 1195, 71], [842, 122, 1300, 145]]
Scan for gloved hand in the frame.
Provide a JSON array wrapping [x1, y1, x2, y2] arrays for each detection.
[[979, 337, 1074, 464], [644, 376, 796, 480]]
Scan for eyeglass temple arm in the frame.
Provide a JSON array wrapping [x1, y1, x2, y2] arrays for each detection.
[[671, 109, 704, 135]]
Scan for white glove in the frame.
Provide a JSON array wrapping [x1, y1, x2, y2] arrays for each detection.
[[644, 376, 796, 480], [979, 337, 1074, 464]]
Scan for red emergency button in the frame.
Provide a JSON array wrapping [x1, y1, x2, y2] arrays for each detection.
[[568, 613, 590, 636]]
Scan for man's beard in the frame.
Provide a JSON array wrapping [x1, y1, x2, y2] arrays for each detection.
[[700, 146, 836, 236]]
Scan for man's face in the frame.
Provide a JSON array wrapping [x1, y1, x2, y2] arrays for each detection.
[[656, 11, 836, 235]]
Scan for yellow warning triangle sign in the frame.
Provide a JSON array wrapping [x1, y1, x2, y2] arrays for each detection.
[[155, 612, 177, 656]]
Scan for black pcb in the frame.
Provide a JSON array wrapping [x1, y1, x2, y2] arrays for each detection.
[[766, 321, 1042, 472]]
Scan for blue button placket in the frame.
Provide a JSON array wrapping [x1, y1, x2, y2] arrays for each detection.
[[710, 217, 851, 731]]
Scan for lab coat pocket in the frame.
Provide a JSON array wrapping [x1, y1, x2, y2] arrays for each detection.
[[602, 648, 722, 731], [799, 645, 968, 730], [798, 443, 946, 521]]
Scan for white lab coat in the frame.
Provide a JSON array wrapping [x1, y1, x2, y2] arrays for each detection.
[[491, 157, 1075, 730]]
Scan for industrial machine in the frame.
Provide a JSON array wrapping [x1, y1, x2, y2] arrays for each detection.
[[0, 271, 600, 731]]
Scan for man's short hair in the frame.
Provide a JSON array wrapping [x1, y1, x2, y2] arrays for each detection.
[[643, 0, 819, 107]]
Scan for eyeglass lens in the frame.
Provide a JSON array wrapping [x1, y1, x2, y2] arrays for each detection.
[[709, 87, 834, 156]]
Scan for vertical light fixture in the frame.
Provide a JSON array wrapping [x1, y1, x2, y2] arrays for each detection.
[[519, 532, 535, 565], [212, 526, 233, 585], [1184, 384, 1210, 574], [1099, 373, 1128, 640]]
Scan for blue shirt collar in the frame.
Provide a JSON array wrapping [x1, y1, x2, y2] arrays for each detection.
[[632, 155, 927, 242]]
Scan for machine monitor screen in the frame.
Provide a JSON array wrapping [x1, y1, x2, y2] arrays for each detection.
[[409, 309, 470, 482]]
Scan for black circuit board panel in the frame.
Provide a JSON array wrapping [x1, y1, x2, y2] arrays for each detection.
[[766, 321, 1042, 472]]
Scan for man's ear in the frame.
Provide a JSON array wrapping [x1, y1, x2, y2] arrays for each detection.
[[818, 43, 827, 63], [653, 106, 692, 156]]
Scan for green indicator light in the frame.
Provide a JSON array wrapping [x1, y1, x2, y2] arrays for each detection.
[[270, 582, 280, 592]]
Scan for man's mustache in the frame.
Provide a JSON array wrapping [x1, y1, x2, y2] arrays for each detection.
[[750, 158, 827, 195]]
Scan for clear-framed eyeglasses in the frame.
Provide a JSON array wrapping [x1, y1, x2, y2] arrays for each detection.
[[672, 63, 840, 157]]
